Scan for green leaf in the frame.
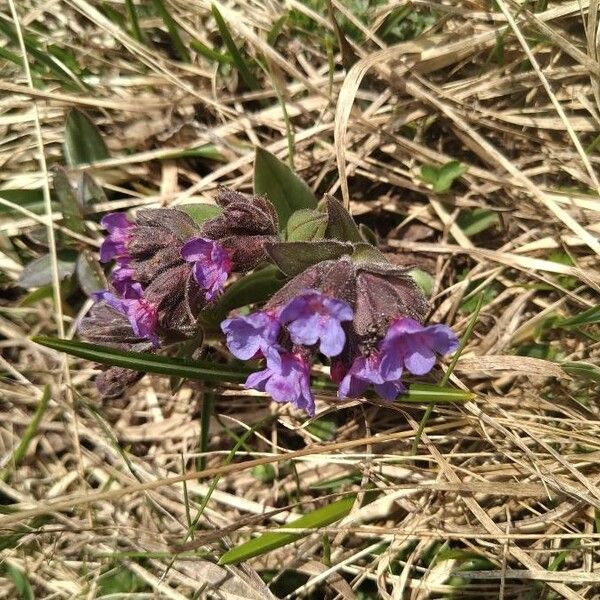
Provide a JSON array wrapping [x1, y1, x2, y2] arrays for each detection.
[[408, 268, 434, 297], [433, 161, 468, 193], [5, 565, 34, 600], [64, 109, 109, 166], [218, 495, 355, 565], [152, 0, 190, 62], [562, 361, 600, 385], [457, 208, 499, 237], [359, 223, 378, 246], [190, 39, 232, 65], [420, 160, 467, 193], [32, 337, 253, 384], [306, 417, 337, 441], [1, 385, 51, 483], [286, 208, 328, 241], [179, 203, 223, 226], [321, 194, 363, 243], [0, 189, 49, 216], [266, 240, 353, 276], [555, 304, 600, 328], [19, 250, 78, 288], [350, 242, 388, 264], [254, 147, 317, 227], [53, 167, 85, 235], [80, 172, 108, 206], [251, 464, 276, 483], [405, 383, 474, 403], [211, 4, 260, 90], [76, 251, 106, 295]]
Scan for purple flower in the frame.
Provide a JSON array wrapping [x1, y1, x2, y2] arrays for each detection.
[[111, 262, 136, 294], [245, 348, 315, 416], [181, 237, 232, 301], [93, 284, 158, 346], [279, 290, 353, 357], [221, 311, 280, 360], [379, 318, 458, 378], [99, 213, 133, 263], [337, 353, 406, 402]]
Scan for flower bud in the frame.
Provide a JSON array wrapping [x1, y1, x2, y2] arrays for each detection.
[[201, 188, 279, 271]]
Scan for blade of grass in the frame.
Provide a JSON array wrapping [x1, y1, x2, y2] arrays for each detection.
[[211, 4, 261, 91], [411, 293, 483, 455], [218, 494, 355, 565], [152, 0, 190, 62], [124, 0, 145, 43], [190, 39, 232, 64], [0, 385, 51, 482], [32, 337, 252, 383]]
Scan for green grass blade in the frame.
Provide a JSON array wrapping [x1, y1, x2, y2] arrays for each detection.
[[211, 4, 261, 91], [32, 337, 251, 384], [190, 39, 232, 64], [152, 0, 190, 62], [125, 0, 144, 43], [555, 304, 600, 328], [1, 385, 51, 482], [218, 495, 355, 565]]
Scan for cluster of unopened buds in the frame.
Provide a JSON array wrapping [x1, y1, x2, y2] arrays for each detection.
[[80, 188, 458, 416]]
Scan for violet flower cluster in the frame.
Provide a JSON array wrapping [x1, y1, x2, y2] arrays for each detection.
[[222, 284, 457, 417], [80, 187, 457, 411]]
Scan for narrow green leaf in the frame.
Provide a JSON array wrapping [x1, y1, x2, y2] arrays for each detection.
[[433, 160, 467, 193], [457, 208, 499, 237], [190, 39, 232, 64], [179, 203, 222, 226], [18, 250, 78, 289], [254, 147, 317, 227], [406, 383, 474, 403], [64, 109, 109, 166], [1, 385, 51, 482], [266, 240, 353, 277], [0, 189, 49, 216], [53, 167, 85, 235], [555, 304, 600, 328], [218, 495, 355, 565], [76, 251, 106, 295], [125, 0, 144, 43], [80, 173, 108, 206], [359, 223, 378, 246], [286, 208, 328, 241], [322, 194, 363, 243], [212, 4, 260, 90], [152, 0, 190, 62], [562, 361, 600, 384], [5, 565, 34, 600], [32, 337, 253, 384]]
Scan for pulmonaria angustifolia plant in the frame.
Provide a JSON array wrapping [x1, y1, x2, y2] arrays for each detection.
[[80, 180, 458, 412]]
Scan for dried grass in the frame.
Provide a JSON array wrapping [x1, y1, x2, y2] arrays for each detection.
[[1, 1, 599, 598]]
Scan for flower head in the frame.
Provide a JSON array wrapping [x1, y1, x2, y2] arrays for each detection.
[[379, 318, 458, 379], [99, 213, 133, 263], [201, 188, 279, 271], [279, 290, 353, 357], [245, 347, 315, 416], [181, 237, 232, 301], [221, 311, 281, 360]]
